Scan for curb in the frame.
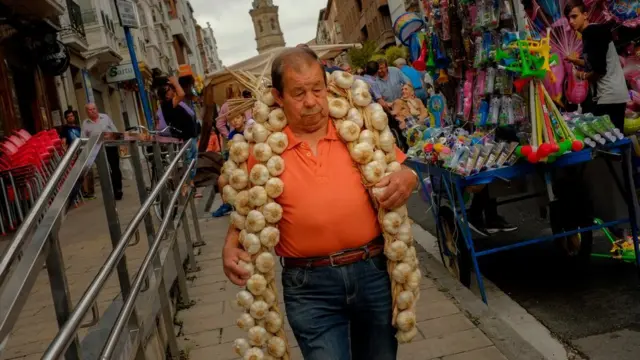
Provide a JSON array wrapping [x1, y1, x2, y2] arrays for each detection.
[[414, 230, 547, 360]]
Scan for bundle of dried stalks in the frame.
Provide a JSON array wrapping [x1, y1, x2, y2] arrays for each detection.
[[217, 56, 273, 121]]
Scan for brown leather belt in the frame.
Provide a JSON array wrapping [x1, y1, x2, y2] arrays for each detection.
[[282, 236, 384, 268]]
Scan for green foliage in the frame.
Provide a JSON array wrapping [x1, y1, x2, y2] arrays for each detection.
[[348, 40, 379, 69], [385, 46, 408, 65]]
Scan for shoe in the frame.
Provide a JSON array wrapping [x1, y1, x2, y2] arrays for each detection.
[[467, 213, 489, 237], [83, 193, 96, 200], [115, 191, 123, 201], [485, 216, 518, 234], [212, 203, 232, 217]]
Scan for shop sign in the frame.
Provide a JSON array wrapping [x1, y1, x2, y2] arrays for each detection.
[[106, 63, 136, 83], [116, 0, 140, 28], [37, 40, 70, 76]]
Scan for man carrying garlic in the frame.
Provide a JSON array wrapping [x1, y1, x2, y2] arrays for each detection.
[[222, 47, 418, 360]]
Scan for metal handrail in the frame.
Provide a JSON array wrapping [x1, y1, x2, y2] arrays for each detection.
[[100, 159, 195, 359], [0, 138, 84, 286], [41, 140, 191, 359]]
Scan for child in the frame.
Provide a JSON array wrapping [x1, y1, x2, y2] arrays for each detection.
[[212, 114, 254, 217]]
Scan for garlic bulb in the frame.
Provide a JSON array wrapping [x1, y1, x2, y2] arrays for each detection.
[[263, 269, 276, 283], [255, 252, 276, 273], [229, 211, 247, 230], [264, 311, 282, 333], [244, 347, 264, 360], [350, 142, 374, 164], [230, 141, 250, 163], [243, 233, 262, 255], [352, 78, 368, 90], [396, 290, 416, 310], [371, 186, 385, 201], [339, 120, 361, 142], [250, 300, 269, 320], [245, 125, 255, 142], [260, 89, 276, 106], [253, 143, 273, 162], [268, 108, 287, 131], [235, 191, 252, 216], [373, 150, 386, 164], [363, 160, 385, 184], [359, 129, 375, 145], [247, 274, 267, 295], [406, 269, 421, 291], [237, 313, 255, 330], [385, 240, 408, 261], [267, 132, 288, 154], [252, 123, 270, 143], [253, 101, 270, 123], [238, 260, 255, 277], [246, 210, 267, 233], [267, 336, 287, 358], [383, 212, 404, 234], [328, 97, 349, 118], [262, 203, 283, 224], [262, 289, 277, 307], [260, 226, 280, 248], [265, 177, 284, 199], [370, 110, 388, 131], [250, 164, 270, 186], [248, 326, 269, 347], [266, 155, 285, 176], [387, 161, 402, 173], [403, 246, 418, 269], [385, 150, 397, 164], [396, 326, 418, 344], [233, 338, 251, 357], [393, 206, 408, 219], [397, 220, 412, 245], [332, 70, 354, 89], [352, 87, 373, 107], [230, 169, 249, 191], [347, 108, 364, 128], [378, 129, 395, 153], [222, 185, 238, 205], [232, 134, 246, 143], [249, 186, 268, 207], [392, 263, 412, 284], [368, 102, 384, 113], [237, 290, 255, 310], [223, 160, 239, 178], [396, 310, 417, 332]]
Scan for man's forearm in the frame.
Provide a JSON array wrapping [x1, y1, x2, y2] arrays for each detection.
[[224, 225, 240, 249]]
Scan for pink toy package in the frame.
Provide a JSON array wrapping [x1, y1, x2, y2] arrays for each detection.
[[565, 63, 588, 105]]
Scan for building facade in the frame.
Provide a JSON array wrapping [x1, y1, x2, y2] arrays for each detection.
[[202, 22, 223, 74], [250, 0, 285, 54], [332, 0, 395, 50]]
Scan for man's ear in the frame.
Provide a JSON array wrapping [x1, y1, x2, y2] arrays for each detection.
[[272, 88, 284, 107]]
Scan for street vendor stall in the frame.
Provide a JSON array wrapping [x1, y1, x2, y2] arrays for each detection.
[[400, 0, 640, 304]]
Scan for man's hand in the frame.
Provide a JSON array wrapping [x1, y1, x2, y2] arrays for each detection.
[[374, 167, 418, 209], [222, 229, 252, 286], [565, 55, 579, 65]]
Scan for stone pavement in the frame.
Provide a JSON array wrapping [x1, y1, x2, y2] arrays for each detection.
[[0, 181, 153, 360], [176, 216, 511, 360]]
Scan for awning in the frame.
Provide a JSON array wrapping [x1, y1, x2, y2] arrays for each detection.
[[203, 43, 360, 103]]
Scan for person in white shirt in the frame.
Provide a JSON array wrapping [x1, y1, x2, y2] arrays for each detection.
[[81, 103, 123, 200]]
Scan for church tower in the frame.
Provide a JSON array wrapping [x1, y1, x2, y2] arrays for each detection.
[[250, 0, 286, 54]]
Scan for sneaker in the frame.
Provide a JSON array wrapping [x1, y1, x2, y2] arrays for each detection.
[[212, 203, 233, 217], [485, 216, 518, 234], [467, 214, 489, 237], [83, 193, 96, 200]]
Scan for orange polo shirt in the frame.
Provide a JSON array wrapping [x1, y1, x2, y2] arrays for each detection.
[[248, 121, 406, 258]]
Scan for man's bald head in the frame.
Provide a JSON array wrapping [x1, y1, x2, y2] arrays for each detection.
[[271, 47, 325, 93]]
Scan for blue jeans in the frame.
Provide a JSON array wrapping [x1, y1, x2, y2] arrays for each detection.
[[282, 255, 397, 360]]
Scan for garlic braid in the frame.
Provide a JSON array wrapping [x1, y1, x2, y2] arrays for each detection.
[[223, 103, 290, 360], [328, 71, 421, 343]]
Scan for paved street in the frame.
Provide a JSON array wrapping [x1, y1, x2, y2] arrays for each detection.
[[176, 215, 512, 360], [407, 172, 640, 360]]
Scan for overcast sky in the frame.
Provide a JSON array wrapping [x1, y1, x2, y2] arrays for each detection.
[[191, 0, 326, 66]]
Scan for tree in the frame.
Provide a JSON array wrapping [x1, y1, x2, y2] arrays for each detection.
[[385, 46, 408, 65], [348, 40, 379, 69]]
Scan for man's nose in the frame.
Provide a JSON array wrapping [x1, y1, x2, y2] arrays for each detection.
[[302, 91, 316, 107]]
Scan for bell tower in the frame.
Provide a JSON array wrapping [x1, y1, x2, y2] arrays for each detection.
[[250, 0, 285, 54]]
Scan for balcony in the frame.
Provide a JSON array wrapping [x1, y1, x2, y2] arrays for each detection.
[[80, 8, 123, 71], [59, 0, 88, 52], [1, 0, 65, 18], [169, 18, 193, 54]]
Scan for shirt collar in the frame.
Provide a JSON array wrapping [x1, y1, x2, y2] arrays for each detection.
[[283, 119, 339, 150]]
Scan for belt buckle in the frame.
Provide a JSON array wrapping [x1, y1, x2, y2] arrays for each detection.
[[329, 250, 346, 267]]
